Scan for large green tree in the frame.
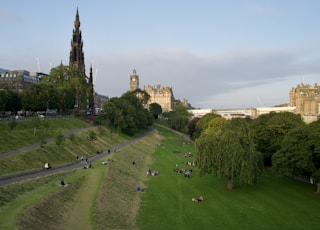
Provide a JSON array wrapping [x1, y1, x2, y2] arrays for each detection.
[[191, 113, 221, 140], [250, 111, 304, 166], [22, 84, 59, 112], [197, 118, 263, 190], [149, 103, 162, 119], [41, 64, 89, 112], [102, 91, 152, 136], [272, 120, 320, 193], [167, 104, 192, 132]]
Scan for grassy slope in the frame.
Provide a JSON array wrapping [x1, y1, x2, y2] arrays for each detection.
[[93, 129, 161, 230], [137, 127, 320, 230], [1, 125, 320, 229], [0, 127, 160, 230], [0, 122, 126, 177], [0, 117, 91, 154]]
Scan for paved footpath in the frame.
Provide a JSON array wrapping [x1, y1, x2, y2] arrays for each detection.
[[0, 127, 94, 159], [0, 127, 153, 187]]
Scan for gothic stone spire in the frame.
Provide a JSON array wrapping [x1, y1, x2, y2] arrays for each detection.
[[69, 8, 86, 77]]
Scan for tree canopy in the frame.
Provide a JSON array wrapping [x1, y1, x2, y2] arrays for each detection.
[[149, 103, 162, 119], [191, 113, 221, 140], [272, 120, 320, 192], [102, 90, 153, 136], [167, 104, 192, 133], [250, 111, 304, 166], [197, 118, 263, 189]]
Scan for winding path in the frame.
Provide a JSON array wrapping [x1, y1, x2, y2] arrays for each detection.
[[0, 127, 153, 187]]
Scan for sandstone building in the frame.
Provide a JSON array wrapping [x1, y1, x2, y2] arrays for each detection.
[[289, 83, 320, 115], [129, 69, 175, 112]]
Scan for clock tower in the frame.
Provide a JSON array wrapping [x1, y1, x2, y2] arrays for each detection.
[[130, 69, 139, 91]]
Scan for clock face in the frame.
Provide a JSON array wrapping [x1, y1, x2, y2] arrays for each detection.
[[132, 78, 136, 81]]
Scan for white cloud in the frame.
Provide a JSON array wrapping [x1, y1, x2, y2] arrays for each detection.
[[92, 45, 320, 108]]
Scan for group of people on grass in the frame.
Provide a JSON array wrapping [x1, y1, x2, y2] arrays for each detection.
[[174, 167, 192, 178], [146, 168, 159, 176]]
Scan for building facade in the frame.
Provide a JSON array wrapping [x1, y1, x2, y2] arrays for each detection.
[[129, 69, 175, 112], [0, 70, 41, 93], [289, 83, 320, 115]]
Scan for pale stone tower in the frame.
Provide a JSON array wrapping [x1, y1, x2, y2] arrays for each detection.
[[130, 69, 139, 91], [289, 83, 320, 115]]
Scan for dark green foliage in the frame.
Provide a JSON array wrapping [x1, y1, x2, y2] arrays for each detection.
[[0, 90, 22, 113], [197, 118, 263, 189], [88, 130, 97, 141], [272, 120, 320, 192], [22, 64, 90, 113], [188, 117, 200, 140], [192, 113, 221, 140], [149, 102, 162, 119], [101, 91, 153, 136], [167, 104, 192, 132], [250, 111, 304, 166]]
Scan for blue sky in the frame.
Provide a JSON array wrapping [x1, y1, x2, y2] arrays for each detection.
[[1, 0, 320, 109]]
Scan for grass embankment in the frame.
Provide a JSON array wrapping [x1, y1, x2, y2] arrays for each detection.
[[1, 125, 320, 229], [0, 118, 127, 177], [0, 117, 91, 154], [137, 127, 320, 230], [0, 125, 161, 230]]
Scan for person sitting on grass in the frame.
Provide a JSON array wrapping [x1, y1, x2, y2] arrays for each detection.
[[60, 179, 68, 187], [44, 162, 51, 169], [192, 196, 204, 202]]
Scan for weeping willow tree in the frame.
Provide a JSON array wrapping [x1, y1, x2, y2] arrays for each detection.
[[196, 118, 263, 190]]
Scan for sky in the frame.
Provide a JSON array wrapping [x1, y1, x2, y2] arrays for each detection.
[[1, 0, 320, 109]]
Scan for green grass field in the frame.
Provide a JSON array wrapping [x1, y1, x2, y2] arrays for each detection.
[[0, 124, 319, 230], [137, 127, 320, 230]]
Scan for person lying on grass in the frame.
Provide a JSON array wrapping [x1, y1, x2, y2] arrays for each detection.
[[192, 196, 204, 202]]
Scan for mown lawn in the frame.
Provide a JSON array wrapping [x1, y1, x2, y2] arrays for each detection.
[[137, 127, 320, 230], [1, 125, 319, 230], [0, 117, 91, 154]]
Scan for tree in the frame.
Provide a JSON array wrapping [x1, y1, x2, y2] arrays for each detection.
[[250, 112, 304, 166], [203, 116, 227, 136], [197, 118, 263, 190], [87, 130, 97, 141], [192, 113, 221, 140], [0, 90, 9, 112], [272, 120, 320, 193], [188, 117, 201, 140], [149, 103, 162, 119], [31, 116, 41, 135], [167, 104, 192, 132], [5, 91, 22, 113], [55, 129, 65, 154]]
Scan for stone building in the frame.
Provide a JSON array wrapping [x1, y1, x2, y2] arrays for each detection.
[[129, 69, 175, 112], [289, 83, 320, 115], [0, 70, 41, 93]]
